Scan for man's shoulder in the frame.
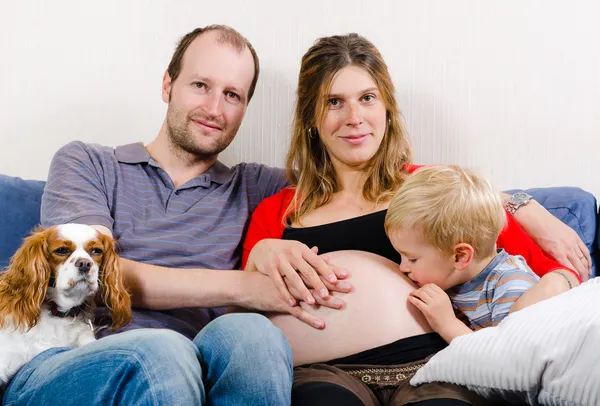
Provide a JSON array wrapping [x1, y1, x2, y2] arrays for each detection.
[[253, 186, 295, 213], [229, 162, 288, 199], [55, 140, 116, 162], [231, 162, 285, 178]]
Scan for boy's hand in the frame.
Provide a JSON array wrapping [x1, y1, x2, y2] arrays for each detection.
[[408, 284, 455, 331], [408, 284, 472, 343]]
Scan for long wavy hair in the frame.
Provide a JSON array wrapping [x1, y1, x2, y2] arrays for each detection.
[[284, 33, 413, 225]]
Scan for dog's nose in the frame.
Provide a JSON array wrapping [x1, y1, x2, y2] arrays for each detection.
[[75, 258, 92, 273]]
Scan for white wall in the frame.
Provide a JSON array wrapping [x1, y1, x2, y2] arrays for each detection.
[[1, 1, 599, 197]]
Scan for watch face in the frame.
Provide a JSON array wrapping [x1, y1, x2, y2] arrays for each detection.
[[510, 192, 531, 205]]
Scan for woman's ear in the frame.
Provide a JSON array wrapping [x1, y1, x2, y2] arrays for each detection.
[[453, 243, 474, 271]]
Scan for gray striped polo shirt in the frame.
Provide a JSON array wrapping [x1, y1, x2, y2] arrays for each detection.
[[41, 141, 288, 338]]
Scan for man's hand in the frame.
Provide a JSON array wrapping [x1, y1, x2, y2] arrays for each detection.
[[245, 239, 353, 308], [408, 284, 472, 343]]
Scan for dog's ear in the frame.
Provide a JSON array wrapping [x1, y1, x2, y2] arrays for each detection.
[[0, 226, 52, 330], [98, 233, 131, 330]]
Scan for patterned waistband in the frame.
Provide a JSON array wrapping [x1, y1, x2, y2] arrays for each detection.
[[340, 362, 426, 389]]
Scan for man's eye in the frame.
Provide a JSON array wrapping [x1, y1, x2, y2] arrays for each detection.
[[193, 82, 206, 89], [90, 248, 103, 255], [226, 91, 240, 100], [54, 247, 71, 256]]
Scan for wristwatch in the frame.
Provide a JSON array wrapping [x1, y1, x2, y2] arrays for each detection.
[[505, 192, 534, 215]]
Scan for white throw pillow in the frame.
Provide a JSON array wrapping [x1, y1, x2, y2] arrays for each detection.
[[411, 277, 600, 406]]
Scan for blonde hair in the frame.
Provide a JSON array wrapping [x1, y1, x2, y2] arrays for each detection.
[[384, 165, 506, 258], [284, 33, 412, 225]]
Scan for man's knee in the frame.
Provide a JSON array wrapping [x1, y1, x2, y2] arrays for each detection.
[[195, 313, 289, 348], [193, 314, 293, 404], [93, 329, 203, 389], [194, 313, 292, 366], [97, 329, 197, 363]]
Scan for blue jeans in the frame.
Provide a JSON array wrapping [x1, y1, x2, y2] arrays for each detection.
[[2, 313, 293, 406]]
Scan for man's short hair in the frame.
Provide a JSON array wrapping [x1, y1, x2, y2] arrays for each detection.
[[167, 25, 260, 102]]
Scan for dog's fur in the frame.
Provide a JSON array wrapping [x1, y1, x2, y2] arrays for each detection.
[[0, 224, 131, 385]]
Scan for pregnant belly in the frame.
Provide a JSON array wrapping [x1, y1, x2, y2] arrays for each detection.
[[268, 250, 432, 366]]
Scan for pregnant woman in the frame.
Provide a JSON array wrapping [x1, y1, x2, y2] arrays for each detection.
[[243, 33, 583, 406]]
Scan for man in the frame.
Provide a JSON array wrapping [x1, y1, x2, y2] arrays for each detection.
[[2, 25, 336, 406]]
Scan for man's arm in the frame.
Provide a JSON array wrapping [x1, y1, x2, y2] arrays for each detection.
[[94, 225, 326, 328], [43, 144, 324, 327]]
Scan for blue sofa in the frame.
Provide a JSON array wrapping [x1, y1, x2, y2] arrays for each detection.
[[0, 174, 599, 277]]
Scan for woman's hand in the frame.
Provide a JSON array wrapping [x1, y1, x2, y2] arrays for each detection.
[[245, 239, 353, 308], [510, 199, 592, 281]]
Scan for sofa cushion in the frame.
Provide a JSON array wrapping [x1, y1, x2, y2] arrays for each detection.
[[0, 175, 45, 270]]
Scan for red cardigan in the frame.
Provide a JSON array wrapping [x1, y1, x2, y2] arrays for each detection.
[[242, 168, 579, 282]]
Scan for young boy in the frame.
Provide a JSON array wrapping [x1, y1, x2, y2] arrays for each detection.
[[384, 165, 540, 343]]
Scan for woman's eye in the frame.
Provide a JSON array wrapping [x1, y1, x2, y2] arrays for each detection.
[[54, 247, 71, 256], [90, 248, 103, 255], [362, 94, 375, 102], [193, 82, 206, 89], [327, 98, 340, 107]]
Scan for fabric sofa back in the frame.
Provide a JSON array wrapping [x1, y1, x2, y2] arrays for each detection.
[[1, 175, 598, 276]]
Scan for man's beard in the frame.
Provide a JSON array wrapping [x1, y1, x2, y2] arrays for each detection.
[[166, 106, 238, 161]]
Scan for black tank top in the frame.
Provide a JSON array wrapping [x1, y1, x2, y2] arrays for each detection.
[[281, 209, 401, 264]]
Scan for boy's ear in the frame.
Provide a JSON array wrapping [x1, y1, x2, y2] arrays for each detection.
[[453, 243, 474, 270]]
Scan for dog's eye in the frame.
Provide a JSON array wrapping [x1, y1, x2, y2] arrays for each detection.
[[90, 248, 103, 255], [53, 247, 71, 256]]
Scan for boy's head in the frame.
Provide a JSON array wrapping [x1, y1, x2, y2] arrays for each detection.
[[385, 165, 506, 289]]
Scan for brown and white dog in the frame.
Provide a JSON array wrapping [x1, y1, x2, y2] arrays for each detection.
[[0, 224, 131, 385]]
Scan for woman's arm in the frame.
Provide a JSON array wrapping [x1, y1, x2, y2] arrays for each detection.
[[497, 211, 581, 306], [510, 271, 577, 312], [502, 193, 591, 281], [498, 213, 581, 281]]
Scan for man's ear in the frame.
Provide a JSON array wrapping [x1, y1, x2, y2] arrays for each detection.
[[162, 70, 172, 103], [453, 243, 474, 271]]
